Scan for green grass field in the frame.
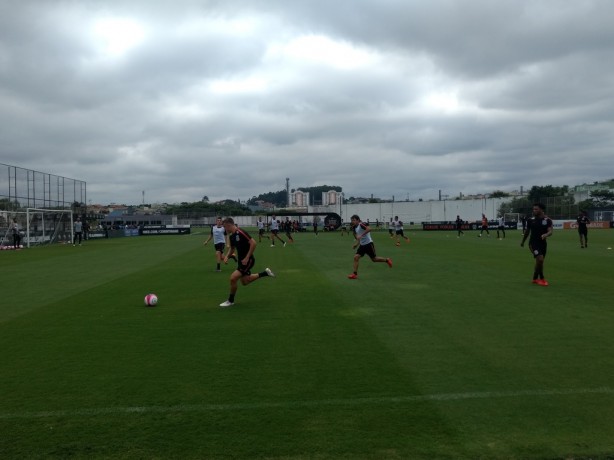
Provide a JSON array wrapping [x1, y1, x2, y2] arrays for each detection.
[[1, 227, 614, 459]]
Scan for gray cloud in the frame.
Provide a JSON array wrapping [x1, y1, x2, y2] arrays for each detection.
[[1, 0, 613, 205]]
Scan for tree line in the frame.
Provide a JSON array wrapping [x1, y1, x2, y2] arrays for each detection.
[[3, 181, 613, 220], [498, 183, 614, 219]]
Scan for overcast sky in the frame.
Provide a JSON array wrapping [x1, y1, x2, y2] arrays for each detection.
[[1, 0, 613, 205]]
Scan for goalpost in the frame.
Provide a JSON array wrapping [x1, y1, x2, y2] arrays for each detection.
[[504, 212, 520, 229], [25, 208, 74, 248]]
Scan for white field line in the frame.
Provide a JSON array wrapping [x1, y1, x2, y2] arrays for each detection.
[[1, 386, 612, 420]]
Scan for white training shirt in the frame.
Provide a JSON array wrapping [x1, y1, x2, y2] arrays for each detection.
[[354, 221, 373, 246], [211, 225, 226, 245]]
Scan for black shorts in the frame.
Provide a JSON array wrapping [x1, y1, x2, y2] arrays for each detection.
[[214, 243, 225, 252], [271, 229, 279, 235], [259, 228, 265, 235], [356, 242, 377, 259], [529, 241, 547, 258], [578, 227, 588, 236], [395, 230, 404, 236], [237, 256, 255, 276]]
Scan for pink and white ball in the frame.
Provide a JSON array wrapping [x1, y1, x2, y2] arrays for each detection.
[[144, 293, 158, 307]]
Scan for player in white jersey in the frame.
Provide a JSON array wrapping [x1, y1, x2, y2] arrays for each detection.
[[204, 217, 228, 271], [269, 215, 286, 247], [73, 217, 84, 246], [257, 217, 265, 242], [348, 214, 392, 279], [393, 216, 411, 246], [497, 215, 506, 240]]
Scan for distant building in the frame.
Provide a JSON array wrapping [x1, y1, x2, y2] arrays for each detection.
[[571, 183, 614, 203], [290, 190, 309, 208]]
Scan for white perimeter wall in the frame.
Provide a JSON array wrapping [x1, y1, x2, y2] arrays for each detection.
[[318, 197, 514, 224], [208, 197, 514, 227]]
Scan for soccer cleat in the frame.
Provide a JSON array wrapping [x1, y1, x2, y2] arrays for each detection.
[[347, 273, 358, 279], [265, 267, 276, 278], [395, 242, 401, 246], [532, 279, 539, 284], [536, 279, 549, 286], [386, 258, 393, 268], [283, 242, 287, 247], [270, 244, 275, 247], [219, 300, 234, 307]]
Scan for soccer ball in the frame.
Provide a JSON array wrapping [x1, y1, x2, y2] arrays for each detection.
[[144, 293, 158, 306]]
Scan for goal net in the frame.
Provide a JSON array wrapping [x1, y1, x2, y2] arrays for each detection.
[[504, 213, 520, 229], [20, 208, 73, 248]]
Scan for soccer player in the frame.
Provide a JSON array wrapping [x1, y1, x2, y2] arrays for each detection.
[[347, 214, 392, 279], [73, 217, 83, 246], [10, 218, 21, 249], [576, 210, 590, 248], [257, 217, 265, 242], [520, 203, 553, 286], [479, 214, 490, 237], [496, 215, 506, 239], [455, 215, 464, 237], [203, 217, 228, 271], [284, 217, 295, 243], [393, 215, 410, 246], [269, 215, 286, 247], [219, 217, 275, 307]]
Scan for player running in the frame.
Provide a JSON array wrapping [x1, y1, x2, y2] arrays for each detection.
[[348, 214, 392, 279], [393, 216, 410, 246], [219, 217, 275, 307], [203, 217, 228, 272], [269, 215, 286, 247], [257, 217, 266, 242], [479, 214, 490, 237]]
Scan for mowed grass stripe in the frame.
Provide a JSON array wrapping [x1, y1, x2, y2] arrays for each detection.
[[0, 234, 203, 322], [1, 385, 612, 420]]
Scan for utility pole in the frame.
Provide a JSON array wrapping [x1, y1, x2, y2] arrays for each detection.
[[286, 177, 290, 207]]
